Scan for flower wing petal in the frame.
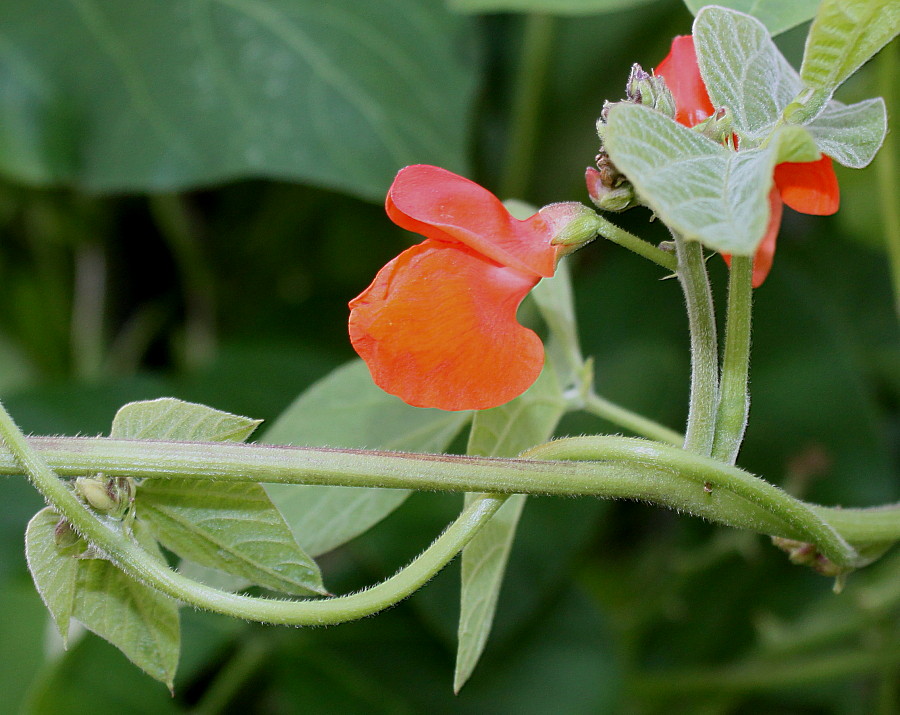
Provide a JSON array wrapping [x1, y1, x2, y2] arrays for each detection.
[[349, 240, 544, 411], [773, 155, 840, 215], [386, 165, 555, 277], [654, 35, 714, 128]]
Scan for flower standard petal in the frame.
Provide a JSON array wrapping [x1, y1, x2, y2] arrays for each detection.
[[349, 240, 545, 411], [654, 35, 714, 128], [774, 155, 840, 215], [386, 165, 556, 278]]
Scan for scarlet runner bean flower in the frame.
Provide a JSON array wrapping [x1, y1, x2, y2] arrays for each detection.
[[349, 165, 593, 411], [654, 35, 840, 287]]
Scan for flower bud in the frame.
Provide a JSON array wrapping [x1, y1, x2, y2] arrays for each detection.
[[539, 202, 602, 254], [586, 166, 636, 212], [75, 475, 135, 519]]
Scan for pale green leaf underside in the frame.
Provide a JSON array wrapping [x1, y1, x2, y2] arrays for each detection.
[[263, 359, 470, 557], [685, 0, 821, 36], [26, 510, 180, 687], [449, 0, 659, 15], [694, 5, 802, 141], [455, 364, 567, 692], [139, 479, 326, 595], [0, 0, 478, 200], [111, 397, 261, 442], [800, 0, 900, 96], [605, 103, 816, 255], [531, 261, 583, 391], [25, 508, 78, 641], [693, 5, 888, 167], [114, 398, 325, 595]]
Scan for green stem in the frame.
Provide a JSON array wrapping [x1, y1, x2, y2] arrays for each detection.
[[4, 434, 888, 561], [673, 234, 720, 455], [500, 14, 557, 199], [0, 397, 505, 624], [876, 43, 900, 321], [712, 255, 753, 463], [584, 391, 683, 446], [596, 215, 678, 271]]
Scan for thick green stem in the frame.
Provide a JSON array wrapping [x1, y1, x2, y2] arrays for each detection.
[[3, 434, 891, 560], [674, 234, 720, 455], [712, 255, 754, 463], [585, 391, 683, 446], [0, 397, 506, 624], [500, 14, 557, 199], [596, 215, 678, 271]]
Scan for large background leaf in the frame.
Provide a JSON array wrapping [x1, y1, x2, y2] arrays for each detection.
[[0, 0, 479, 199]]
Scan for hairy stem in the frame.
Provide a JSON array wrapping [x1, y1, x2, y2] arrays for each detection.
[[673, 233, 719, 455], [584, 391, 683, 446], [712, 255, 754, 463], [597, 215, 678, 271]]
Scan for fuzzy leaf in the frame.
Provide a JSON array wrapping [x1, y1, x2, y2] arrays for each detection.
[[800, 0, 899, 99], [25, 508, 79, 641], [805, 97, 888, 169], [693, 6, 802, 141], [26, 510, 179, 688], [605, 103, 818, 255], [263, 360, 470, 557], [113, 398, 325, 595], [455, 363, 567, 692], [684, 0, 821, 36]]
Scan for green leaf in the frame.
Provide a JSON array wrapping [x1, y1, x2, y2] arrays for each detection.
[[25, 508, 79, 641], [111, 397, 261, 442], [0, 0, 479, 200], [604, 103, 817, 255], [805, 97, 887, 168], [684, 0, 821, 36], [113, 398, 325, 595], [263, 360, 470, 557], [530, 260, 584, 390], [799, 0, 900, 100], [25, 510, 180, 688], [455, 363, 567, 692], [448, 0, 659, 14], [694, 6, 890, 167], [694, 6, 802, 141]]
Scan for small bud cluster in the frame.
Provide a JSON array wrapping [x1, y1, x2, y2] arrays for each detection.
[[589, 64, 677, 213], [75, 474, 136, 521]]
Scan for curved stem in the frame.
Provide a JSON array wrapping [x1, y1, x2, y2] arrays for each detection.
[[584, 391, 683, 446], [712, 254, 753, 463], [4, 433, 885, 562], [596, 215, 678, 271], [673, 234, 720, 455], [0, 396, 506, 624]]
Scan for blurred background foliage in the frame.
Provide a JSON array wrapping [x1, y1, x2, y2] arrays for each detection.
[[0, 0, 897, 712]]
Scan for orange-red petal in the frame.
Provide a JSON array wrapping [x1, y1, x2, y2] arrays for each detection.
[[654, 35, 714, 128], [348, 239, 544, 411], [722, 187, 783, 288], [386, 165, 555, 278], [773, 155, 840, 215]]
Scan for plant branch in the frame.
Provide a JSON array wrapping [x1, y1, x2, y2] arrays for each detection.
[[596, 215, 678, 271]]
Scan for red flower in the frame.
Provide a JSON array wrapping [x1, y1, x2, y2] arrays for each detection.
[[349, 165, 560, 411], [655, 36, 840, 287]]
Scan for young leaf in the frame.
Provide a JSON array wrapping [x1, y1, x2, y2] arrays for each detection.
[[0, 0, 479, 200], [684, 0, 821, 36], [112, 397, 262, 442], [693, 6, 802, 141], [263, 360, 470, 557], [26, 510, 180, 688], [805, 97, 888, 169], [800, 0, 900, 101], [25, 508, 79, 641], [114, 398, 326, 595], [455, 363, 567, 692], [72, 520, 181, 689], [604, 103, 818, 255]]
